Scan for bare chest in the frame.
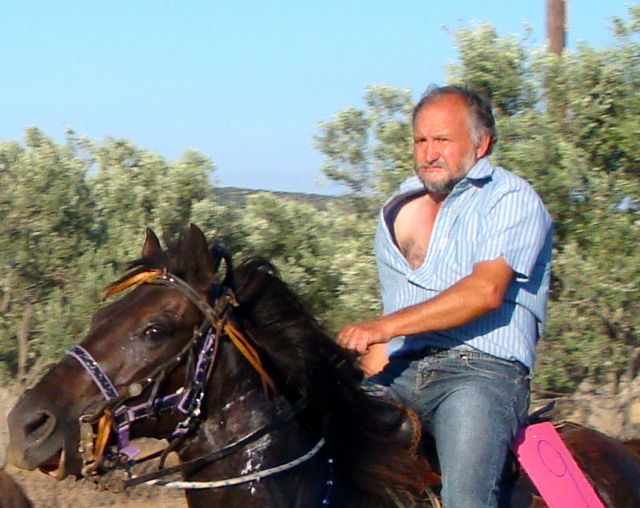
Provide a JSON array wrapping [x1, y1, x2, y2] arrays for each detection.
[[393, 196, 442, 269]]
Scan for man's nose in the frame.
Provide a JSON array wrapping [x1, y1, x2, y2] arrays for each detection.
[[423, 140, 439, 163]]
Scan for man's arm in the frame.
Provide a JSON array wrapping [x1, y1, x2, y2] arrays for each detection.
[[337, 257, 514, 354]]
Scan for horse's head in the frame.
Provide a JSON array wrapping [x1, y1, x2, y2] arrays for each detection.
[[7, 224, 227, 479]]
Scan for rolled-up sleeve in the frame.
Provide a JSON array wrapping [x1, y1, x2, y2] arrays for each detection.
[[475, 188, 552, 282]]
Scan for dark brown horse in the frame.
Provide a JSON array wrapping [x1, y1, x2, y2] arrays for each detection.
[[6, 225, 429, 508], [6, 225, 640, 507]]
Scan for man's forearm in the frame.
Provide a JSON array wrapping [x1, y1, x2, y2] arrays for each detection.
[[338, 258, 513, 354], [376, 265, 507, 339]]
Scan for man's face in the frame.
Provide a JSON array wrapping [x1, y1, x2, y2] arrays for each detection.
[[413, 94, 487, 194]]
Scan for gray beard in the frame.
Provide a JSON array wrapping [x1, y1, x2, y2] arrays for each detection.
[[419, 173, 465, 194]]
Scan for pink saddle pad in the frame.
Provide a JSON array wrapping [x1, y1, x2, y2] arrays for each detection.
[[512, 422, 605, 508]]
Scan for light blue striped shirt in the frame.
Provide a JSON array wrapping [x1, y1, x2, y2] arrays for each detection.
[[376, 158, 552, 369]]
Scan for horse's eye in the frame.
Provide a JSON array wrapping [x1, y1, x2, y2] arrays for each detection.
[[143, 325, 167, 340]]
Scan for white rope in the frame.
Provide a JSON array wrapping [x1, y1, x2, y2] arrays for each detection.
[[144, 438, 326, 490], [424, 486, 442, 508]]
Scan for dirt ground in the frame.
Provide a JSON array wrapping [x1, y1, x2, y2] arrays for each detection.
[[5, 464, 187, 508], [4, 442, 188, 508]]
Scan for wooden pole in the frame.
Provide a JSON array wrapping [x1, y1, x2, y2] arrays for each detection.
[[546, 0, 567, 54]]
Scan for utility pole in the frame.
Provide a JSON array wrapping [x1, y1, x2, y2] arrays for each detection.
[[546, 0, 567, 54]]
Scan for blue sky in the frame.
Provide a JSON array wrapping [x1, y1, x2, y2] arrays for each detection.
[[0, 1, 635, 195]]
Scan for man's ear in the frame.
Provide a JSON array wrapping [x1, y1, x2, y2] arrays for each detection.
[[475, 133, 492, 159]]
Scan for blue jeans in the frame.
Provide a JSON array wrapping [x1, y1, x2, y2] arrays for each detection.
[[369, 350, 530, 508]]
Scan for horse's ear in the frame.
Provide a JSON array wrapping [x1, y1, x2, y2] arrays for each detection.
[[141, 228, 163, 261], [184, 224, 216, 284], [211, 238, 234, 289]]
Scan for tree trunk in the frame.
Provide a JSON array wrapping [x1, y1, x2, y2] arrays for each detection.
[[16, 302, 32, 382], [0, 272, 13, 315]]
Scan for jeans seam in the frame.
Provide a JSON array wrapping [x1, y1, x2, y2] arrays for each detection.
[[414, 358, 428, 396]]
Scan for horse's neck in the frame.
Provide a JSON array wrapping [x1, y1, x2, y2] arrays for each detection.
[[177, 345, 285, 466], [176, 345, 327, 507]]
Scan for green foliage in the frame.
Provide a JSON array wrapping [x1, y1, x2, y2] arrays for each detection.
[[446, 23, 536, 115], [0, 130, 97, 380], [226, 194, 380, 330], [0, 127, 375, 383], [0, 131, 221, 381], [451, 12, 640, 391], [314, 84, 414, 214], [155, 149, 217, 234]]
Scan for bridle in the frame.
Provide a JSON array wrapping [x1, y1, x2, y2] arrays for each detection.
[[66, 269, 327, 493]]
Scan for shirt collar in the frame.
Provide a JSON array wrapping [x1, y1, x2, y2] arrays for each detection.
[[465, 157, 494, 182]]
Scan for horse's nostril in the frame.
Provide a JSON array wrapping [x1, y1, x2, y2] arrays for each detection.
[[24, 410, 57, 443]]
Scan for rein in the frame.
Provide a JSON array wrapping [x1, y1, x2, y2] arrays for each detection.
[[124, 398, 311, 489], [66, 269, 321, 492], [144, 437, 327, 489]]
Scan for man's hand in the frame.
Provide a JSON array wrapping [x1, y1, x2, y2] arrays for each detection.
[[337, 318, 391, 355]]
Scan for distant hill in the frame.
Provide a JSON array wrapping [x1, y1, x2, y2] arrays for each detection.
[[213, 186, 342, 210]]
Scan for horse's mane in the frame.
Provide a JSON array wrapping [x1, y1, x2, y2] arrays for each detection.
[[231, 257, 428, 501]]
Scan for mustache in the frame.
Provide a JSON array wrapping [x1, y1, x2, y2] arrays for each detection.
[[416, 161, 446, 171]]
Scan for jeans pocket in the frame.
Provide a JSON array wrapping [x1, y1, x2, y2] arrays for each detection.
[[462, 357, 526, 384]]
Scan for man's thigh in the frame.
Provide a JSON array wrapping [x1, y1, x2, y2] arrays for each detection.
[[428, 358, 530, 507]]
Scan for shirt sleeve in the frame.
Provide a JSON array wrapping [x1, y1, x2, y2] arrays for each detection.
[[475, 187, 552, 281]]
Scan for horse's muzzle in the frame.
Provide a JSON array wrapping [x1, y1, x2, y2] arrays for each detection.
[[6, 396, 81, 480]]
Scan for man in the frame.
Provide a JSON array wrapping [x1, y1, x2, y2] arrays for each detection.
[[338, 85, 552, 508]]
